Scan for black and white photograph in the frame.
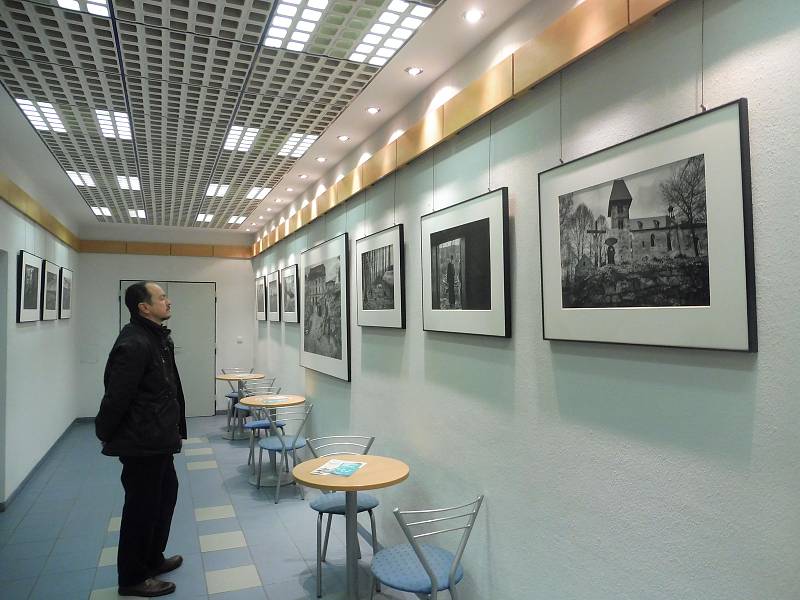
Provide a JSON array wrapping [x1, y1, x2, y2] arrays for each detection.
[[17, 250, 42, 322], [281, 264, 299, 323], [421, 188, 511, 337], [59, 267, 73, 319], [355, 224, 405, 328], [41, 260, 60, 320], [300, 233, 350, 381], [430, 220, 491, 311], [559, 154, 709, 309], [267, 270, 280, 321], [255, 276, 267, 321], [539, 99, 756, 351]]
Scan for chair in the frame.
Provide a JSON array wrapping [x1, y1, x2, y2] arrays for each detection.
[[256, 403, 313, 503], [241, 384, 283, 466], [220, 367, 254, 434], [369, 495, 484, 600], [306, 436, 379, 598], [231, 377, 277, 434]]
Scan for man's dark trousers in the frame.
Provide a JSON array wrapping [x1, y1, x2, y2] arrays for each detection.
[[117, 454, 178, 586]]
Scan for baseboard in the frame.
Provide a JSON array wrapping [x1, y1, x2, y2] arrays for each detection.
[[216, 408, 227, 415], [0, 418, 85, 511]]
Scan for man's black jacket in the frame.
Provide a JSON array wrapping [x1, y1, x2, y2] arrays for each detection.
[[95, 313, 187, 456]]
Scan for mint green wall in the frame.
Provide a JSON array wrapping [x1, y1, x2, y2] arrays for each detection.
[[255, 1, 800, 597]]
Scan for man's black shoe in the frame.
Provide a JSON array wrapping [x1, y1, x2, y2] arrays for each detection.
[[118, 578, 176, 597], [150, 555, 183, 576]]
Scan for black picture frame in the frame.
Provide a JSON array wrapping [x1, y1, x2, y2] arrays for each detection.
[[355, 224, 406, 329], [420, 187, 511, 338], [267, 269, 281, 322], [300, 233, 351, 382], [59, 267, 73, 319], [41, 260, 59, 321], [281, 264, 300, 323], [17, 250, 42, 323], [538, 98, 756, 352], [255, 276, 267, 321]]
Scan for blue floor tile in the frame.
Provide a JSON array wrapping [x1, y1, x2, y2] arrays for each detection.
[[0, 576, 37, 600], [29, 566, 95, 600]]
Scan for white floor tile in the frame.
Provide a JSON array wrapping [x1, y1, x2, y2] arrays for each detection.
[[195, 505, 236, 522], [205, 564, 261, 595], [199, 530, 247, 552]]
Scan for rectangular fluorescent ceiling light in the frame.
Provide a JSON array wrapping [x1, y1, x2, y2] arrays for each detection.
[[228, 216, 247, 224], [91, 206, 112, 217], [66, 170, 96, 187], [277, 132, 319, 157], [246, 187, 272, 200], [95, 109, 132, 140], [263, 0, 329, 51], [196, 213, 214, 222], [224, 126, 260, 151], [205, 184, 229, 197], [349, 1, 433, 65], [128, 209, 146, 219], [57, 0, 110, 16], [15, 99, 66, 132], [116, 175, 141, 190]]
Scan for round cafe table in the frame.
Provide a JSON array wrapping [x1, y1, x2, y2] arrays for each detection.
[[215, 373, 265, 440], [294, 454, 409, 600], [238, 394, 305, 487]]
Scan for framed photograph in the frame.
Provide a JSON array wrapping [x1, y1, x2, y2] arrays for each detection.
[[300, 233, 350, 381], [267, 270, 280, 321], [421, 188, 511, 337], [538, 99, 756, 351], [255, 276, 267, 321], [59, 267, 73, 319], [41, 260, 60, 321], [355, 224, 405, 328], [281, 264, 299, 323], [17, 250, 42, 323]]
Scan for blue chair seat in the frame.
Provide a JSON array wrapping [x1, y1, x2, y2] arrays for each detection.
[[371, 543, 463, 594], [233, 403, 251, 412], [258, 436, 306, 452], [244, 419, 286, 430], [310, 491, 379, 515]]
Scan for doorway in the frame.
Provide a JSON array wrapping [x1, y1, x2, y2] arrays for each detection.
[[119, 281, 216, 417]]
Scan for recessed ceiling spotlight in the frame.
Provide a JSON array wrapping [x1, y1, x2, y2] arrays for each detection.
[[366, 106, 381, 115], [259, 215, 265, 219], [405, 66, 423, 77], [246, 228, 251, 232], [337, 135, 350, 143], [267, 208, 273, 212], [463, 8, 484, 23], [299, 174, 308, 179], [275, 198, 283, 203], [286, 187, 294, 192]]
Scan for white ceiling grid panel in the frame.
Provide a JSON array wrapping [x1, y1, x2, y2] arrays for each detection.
[[0, 0, 441, 229]]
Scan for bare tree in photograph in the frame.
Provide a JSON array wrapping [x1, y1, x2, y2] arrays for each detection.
[[660, 155, 706, 256]]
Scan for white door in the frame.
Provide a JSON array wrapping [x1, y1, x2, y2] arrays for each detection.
[[119, 281, 216, 417]]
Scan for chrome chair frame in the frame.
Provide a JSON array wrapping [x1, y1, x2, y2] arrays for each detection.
[[256, 403, 313, 504], [240, 385, 281, 466], [369, 495, 484, 600], [307, 436, 377, 598]]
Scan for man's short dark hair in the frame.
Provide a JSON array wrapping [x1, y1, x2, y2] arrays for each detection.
[[125, 281, 154, 317]]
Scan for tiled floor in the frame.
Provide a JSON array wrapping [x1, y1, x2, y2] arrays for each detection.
[[0, 417, 416, 600]]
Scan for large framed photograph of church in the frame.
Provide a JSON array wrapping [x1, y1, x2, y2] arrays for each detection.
[[300, 233, 350, 381], [539, 99, 756, 351], [421, 188, 511, 337], [355, 224, 405, 328]]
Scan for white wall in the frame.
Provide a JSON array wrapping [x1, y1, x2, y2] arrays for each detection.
[[253, 1, 800, 598], [0, 202, 80, 502], [76, 254, 255, 416]]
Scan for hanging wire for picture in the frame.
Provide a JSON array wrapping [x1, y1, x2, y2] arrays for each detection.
[[700, 0, 707, 112], [559, 71, 565, 164], [488, 115, 493, 191]]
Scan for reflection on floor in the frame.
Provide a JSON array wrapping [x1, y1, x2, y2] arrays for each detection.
[[0, 416, 415, 600]]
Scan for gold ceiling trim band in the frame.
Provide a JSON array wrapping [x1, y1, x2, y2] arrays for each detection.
[[255, 0, 675, 256], [0, 174, 253, 259]]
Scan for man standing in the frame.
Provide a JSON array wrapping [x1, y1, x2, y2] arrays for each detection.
[[96, 282, 187, 597]]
